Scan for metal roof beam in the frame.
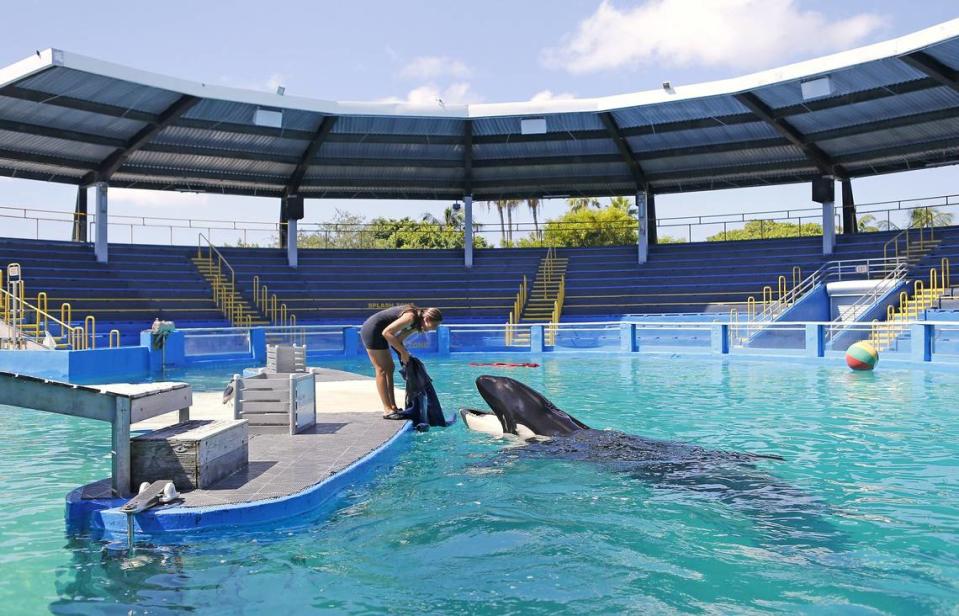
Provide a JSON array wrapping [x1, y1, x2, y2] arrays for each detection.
[[284, 115, 337, 197], [900, 51, 959, 94], [834, 135, 959, 165], [734, 92, 842, 178], [0, 117, 125, 148], [598, 111, 648, 189], [140, 143, 301, 164], [0, 147, 96, 170], [808, 105, 959, 142], [0, 85, 157, 122], [82, 94, 200, 185]]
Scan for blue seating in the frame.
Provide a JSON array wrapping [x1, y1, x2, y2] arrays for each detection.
[[3, 226, 958, 347]]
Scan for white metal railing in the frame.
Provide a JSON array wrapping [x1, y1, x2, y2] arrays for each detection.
[[734, 257, 905, 343], [825, 262, 910, 341]]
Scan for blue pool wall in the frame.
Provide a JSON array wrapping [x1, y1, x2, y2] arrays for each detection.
[[0, 345, 150, 382], [2, 320, 958, 383]]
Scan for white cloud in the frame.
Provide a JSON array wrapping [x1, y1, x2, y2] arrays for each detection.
[[400, 56, 471, 80], [529, 89, 577, 102], [542, 0, 887, 73], [379, 81, 481, 107], [111, 188, 210, 209]]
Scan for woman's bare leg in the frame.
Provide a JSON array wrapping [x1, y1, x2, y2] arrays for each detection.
[[367, 349, 398, 413]]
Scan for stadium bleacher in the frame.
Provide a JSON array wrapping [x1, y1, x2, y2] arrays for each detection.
[[2, 226, 958, 346]]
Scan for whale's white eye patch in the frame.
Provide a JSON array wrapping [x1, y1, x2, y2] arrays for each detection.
[[514, 423, 537, 440]]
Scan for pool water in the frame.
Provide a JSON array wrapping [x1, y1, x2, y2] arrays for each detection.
[[1, 355, 958, 614]]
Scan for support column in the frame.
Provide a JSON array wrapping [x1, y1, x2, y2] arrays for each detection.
[[812, 176, 835, 256], [287, 218, 298, 268], [647, 191, 658, 246], [636, 190, 649, 264], [464, 195, 474, 269], [72, 186, 88, 242], [94, 182, 108, 263], [841, 178, 856, 235], [111, 398, 132, 497], [822, 200, 835, 255], [278, 200, 288, 249]]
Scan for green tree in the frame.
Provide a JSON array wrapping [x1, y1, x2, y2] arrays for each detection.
[[366, 217, 487, 249], [706, 219, 823, 241], [298, 209, 370, 248], [657, 234, 687, 244], [608, 196, 635, 214], [535, 205, 638, 247]]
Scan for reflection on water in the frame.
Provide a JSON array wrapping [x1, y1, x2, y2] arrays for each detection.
[[0, 355, 955, 613]]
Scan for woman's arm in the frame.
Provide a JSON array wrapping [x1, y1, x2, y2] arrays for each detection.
[[382, 313, 415, 363]]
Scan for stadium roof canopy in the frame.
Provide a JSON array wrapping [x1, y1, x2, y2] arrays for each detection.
[[2, 20, 959, 201]]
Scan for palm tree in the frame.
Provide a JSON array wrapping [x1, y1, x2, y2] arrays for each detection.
[[527, 198, 542, 243], [486, 201, 507, 246], [504, 199, 520, 244], [567, 197, 601, 212], [857, 214, 898, 233], [909, 206, 954, 228]]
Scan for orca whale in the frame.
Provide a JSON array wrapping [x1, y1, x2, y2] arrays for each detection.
[[461, 375, 840, 546]]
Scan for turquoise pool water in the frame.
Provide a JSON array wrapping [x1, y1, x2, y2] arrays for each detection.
[[1, 355, 958, 614]]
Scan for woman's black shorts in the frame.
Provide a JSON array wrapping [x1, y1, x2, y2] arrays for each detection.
[[360, 320, 389, 350]]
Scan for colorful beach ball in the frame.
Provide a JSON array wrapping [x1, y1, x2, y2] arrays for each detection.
[[845, 341, 879, 371]]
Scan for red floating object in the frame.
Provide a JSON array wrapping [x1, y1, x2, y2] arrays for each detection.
[[469, 362, 540, 368]]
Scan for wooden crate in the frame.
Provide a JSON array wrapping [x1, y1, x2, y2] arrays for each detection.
[[131, 419, 248, 491]]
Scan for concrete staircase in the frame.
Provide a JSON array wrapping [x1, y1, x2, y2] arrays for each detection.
[[191, 256, 269, 326], [510, 252, 568, 345]]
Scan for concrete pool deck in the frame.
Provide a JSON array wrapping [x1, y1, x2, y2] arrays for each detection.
[[66, 368, 414, 540]]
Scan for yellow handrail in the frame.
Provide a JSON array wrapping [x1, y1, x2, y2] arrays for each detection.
[[36, 291, 48, 333], [0, 287, 84, 348], [792, 266, 802, 290], [762, 285, 773, 309], [60, 303, 72, 338], [109, 329, 121, 348], [84, 315, 96, 349], [777, 275, 787, 301], [942, 257, 951, 289], [746, 296, 756, 322]]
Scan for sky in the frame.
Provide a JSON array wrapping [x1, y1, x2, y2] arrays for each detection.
[[1, 0, 959, 244]]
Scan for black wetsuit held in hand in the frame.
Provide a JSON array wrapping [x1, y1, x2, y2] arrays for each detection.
[[399, 357, 454, 430]]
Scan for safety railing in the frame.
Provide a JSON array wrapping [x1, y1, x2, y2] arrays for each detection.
[[868, 261, 950, 351], [825, 260, 910, 339], [0, 286, 87, 349], [732, 257, 905, 344], [882, 219, 937, 262], [546, 275, 566, 346], [504, 275, 528, 346], [251, 275, 295, 327], [196, 233, 243, 325]]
